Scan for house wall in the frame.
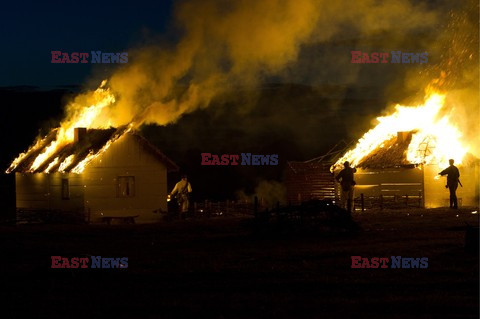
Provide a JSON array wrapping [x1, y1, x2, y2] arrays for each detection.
[[286, 162, 336, 205], [15, 172, 85, 214], [351, 167, 424, 205], [82, 134, 168, 224], [15, 173, 49, 210], [424, 163, 479, 208], [347, 164, 478, 208]]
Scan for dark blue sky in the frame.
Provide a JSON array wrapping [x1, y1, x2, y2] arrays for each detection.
[[0, 0, 173, 87]]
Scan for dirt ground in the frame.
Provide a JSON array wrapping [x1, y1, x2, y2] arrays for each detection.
[[0, 207, 478, 318]]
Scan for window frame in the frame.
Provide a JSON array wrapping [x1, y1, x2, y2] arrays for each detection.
[[61, 178, 70, 200], [116, 176, 136, 198]]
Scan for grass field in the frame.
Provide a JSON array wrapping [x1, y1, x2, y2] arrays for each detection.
[[0, 207, 478, 318]]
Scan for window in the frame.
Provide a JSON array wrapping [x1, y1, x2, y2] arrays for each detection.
[[61, 178, 69, 200], [117, 176, 135, 197]]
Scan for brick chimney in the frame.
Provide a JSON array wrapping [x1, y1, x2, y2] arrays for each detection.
[[397, 131, 411, 143], [74, 127, 87, 143]]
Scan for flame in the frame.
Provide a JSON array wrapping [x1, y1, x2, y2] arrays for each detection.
[[45, 157, 60, 174], [29, 140, 62, 172], [6, 81, 117, 174], [58, 155, 75, 173], [71, 152, 95, 174], [334, 89, 469, 170], [8, 138, 44, 172], [70, 126, 131, 174]]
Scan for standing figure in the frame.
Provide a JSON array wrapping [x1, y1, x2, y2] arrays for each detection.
[[170, 175, 192, 216], [439, 159, 460, 209], [336, 161, 357, 213]]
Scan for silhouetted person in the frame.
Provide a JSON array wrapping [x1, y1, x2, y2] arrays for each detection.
[[170, 175, 192, 216], [336, 161, 357, 213], [439, 159, 460, 209]]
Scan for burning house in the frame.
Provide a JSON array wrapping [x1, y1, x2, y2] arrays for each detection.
[[339, 131, 479, 208], [7, 126, 179, 223], [6, 82, 181, 223], [332, 91, 479, 208]]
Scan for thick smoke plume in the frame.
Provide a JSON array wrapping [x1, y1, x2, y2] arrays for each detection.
[[65, 0, 439, 130]]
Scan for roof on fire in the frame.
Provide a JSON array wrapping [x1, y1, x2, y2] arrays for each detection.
[[356, 132, 417, 169], [10, 127, 179, 174]]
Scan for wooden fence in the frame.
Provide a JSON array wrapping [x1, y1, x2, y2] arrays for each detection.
[[191, 198, 270, 217], [353, 192, 423, 211], [192, 192, 424, 218]]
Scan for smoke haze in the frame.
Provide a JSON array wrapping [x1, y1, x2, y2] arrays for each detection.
[[71, 0, 442, 130]]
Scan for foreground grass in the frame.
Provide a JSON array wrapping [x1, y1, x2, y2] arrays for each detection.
[[0, 207, 478, 318]]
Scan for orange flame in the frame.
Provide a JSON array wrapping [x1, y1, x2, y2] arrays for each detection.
[[70, 125, 133, 174], [334, 89, 469, 170], [6, 80, 117, 174]]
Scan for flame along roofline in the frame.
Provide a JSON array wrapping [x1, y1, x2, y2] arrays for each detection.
[[7, 127, 179, 174]]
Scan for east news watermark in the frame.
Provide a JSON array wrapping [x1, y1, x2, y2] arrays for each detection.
[[51, 256, 128, 269], [351, 51, 428, 64], [351, 256, 429, 269], [201, 153, 278, 165], [51, 51, 128, 63]]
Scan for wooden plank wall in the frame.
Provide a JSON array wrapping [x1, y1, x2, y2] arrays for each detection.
[[286, 162, 336, 205], [83, 134, 168, 224], [15, 173, 85, 212], [354, 167, 424, 198]]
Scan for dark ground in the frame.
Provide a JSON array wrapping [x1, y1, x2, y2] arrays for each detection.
[[0, 207, 478, 319]]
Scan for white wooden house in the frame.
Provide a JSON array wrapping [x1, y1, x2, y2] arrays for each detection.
[[11, 127, 178, 223]]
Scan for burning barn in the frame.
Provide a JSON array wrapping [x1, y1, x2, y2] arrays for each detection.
[[7, 127, 179, 223], [339, 131, 479, 208], [332, 91, 479, 209]]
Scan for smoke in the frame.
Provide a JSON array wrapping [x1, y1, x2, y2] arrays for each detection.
[[400, 0, 479, 158], [235, 180, 286, 207], [57, 0, 479, 166], [67, 0, 439, 130], [439, 0, 479, 159]]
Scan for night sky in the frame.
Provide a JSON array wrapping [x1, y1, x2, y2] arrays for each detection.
[[0, 0, 173, 87]]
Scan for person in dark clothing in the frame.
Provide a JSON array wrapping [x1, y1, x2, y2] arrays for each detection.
[[439, 159, 460, 209], [336, 161, 357, 213]]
